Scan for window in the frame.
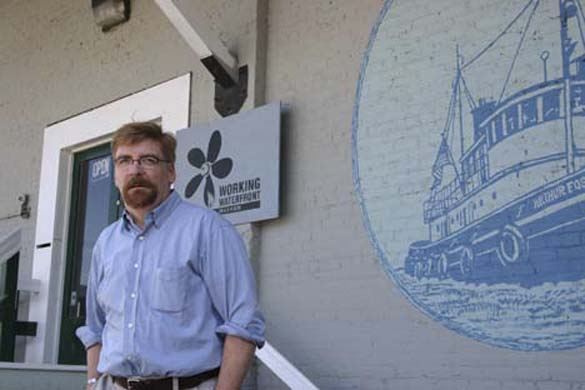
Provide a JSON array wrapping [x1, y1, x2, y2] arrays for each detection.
[[522, 98, 538, 127], [543, 89, 561, 121], [572, 84, 585, 112], [494, 115, 504, 143], [505, 105, 519, 134]]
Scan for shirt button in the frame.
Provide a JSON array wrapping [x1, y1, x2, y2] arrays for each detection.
[[130, 292, 137, 299], [134, 263, 139, 269], [138, 235, 144, 241], [128, 323, 134, 329]]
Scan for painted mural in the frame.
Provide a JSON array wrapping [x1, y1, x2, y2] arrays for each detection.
[[353, 0, 585, 350]]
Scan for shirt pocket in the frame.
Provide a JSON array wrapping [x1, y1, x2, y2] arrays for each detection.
[[152, 267, 188, 312]]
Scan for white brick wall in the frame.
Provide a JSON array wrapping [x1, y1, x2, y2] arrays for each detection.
[[1, 0, 584, 388]]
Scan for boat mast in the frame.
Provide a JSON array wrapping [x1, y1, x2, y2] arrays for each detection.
[[457, 45, 465, 167], [560, 0, 576, 173]]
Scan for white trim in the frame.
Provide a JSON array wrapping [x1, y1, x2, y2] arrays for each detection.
[[26, 74, 191, 364], [0, 229, 21, 265], [17, 278, 42, 294], [255, 342, 319, 390]]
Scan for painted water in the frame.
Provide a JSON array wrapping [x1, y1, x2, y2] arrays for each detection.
[[395, 270, 585, 350]]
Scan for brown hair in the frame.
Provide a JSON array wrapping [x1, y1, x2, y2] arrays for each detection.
[[112, 121, 177, 163]]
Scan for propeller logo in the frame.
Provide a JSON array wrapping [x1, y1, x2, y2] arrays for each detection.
[[185, 130, 233, 207]]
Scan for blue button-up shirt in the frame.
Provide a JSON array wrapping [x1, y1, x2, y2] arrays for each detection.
[[76, 191, 265, 377]]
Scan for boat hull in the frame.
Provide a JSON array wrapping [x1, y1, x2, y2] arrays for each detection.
[[405, 167, 585, 287]]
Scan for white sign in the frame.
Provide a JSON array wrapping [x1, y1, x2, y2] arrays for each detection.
[[175, 102, 281, 225]]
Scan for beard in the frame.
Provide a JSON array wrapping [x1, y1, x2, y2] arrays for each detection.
[[122, 175, 158, 209]]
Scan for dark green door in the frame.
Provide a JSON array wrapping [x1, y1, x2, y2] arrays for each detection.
[[0, 253, 19, 361], [59, 144, 120, 364]]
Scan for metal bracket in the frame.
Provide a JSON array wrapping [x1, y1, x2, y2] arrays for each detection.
[[213, 65, 248, 117], [18, 194, 31, 219]]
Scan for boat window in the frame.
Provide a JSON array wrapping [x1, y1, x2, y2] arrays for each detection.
[[464, 156, 475, 177], [492, 191, 497, 200], [505, 105, 519, 134], [521, 98, 538, 127], [480, 199, 483, 207], [494, 115, 504, 143], [488, 121, 496, 145], [542, 89, 561, 121], [479, 150, 488, 183], [572, 84, 585, 113], [474, 150, 481, 173]]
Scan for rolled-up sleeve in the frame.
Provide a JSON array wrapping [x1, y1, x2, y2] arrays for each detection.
[[202, 223, 265, 348], [75, 243, 105, 349]]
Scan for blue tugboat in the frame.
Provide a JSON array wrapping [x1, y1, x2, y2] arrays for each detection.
[[405, 0, 585, 287]]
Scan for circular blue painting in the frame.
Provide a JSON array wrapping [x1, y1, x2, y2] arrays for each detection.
[[353, 0, 585, 351]]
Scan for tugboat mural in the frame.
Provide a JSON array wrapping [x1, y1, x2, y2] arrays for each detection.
[[353, 0, 585, 351]]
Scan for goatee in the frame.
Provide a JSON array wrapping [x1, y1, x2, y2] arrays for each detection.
[[122, 176, 158, 209]]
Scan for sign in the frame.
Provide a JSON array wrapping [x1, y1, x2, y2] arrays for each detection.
[[175, 102, 280, 225], [89, 156, 111, 183]]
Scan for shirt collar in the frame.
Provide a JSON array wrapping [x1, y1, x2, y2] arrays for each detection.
[[122, 190, 181, 231]]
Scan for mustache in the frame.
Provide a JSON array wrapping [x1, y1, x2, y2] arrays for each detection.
[[124, 176, 156, 191]]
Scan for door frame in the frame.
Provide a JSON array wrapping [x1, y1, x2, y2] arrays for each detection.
[[26, 74, 191, 364]]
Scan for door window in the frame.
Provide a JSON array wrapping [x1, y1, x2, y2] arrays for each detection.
[[58, 143, 120, 364]]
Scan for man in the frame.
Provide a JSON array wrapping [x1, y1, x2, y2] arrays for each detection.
[[76, 121, 265, 390]]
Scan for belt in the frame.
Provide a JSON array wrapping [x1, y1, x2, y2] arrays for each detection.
[[113, 367, 220, 390]]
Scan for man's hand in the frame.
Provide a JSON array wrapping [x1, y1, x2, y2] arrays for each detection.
[[216, 335, 256, 390], [86, 343, 102, 390]]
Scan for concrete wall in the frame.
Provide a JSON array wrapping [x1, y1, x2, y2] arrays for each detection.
[[0, 364, 85, 390], [1, 0, 585, 389]]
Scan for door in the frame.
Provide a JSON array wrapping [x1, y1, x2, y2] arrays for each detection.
[[0, 253, 19, 361], [58, 143, 120, 364]]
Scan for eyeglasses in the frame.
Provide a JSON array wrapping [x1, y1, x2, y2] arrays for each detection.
[[114, 155, 171, 169]]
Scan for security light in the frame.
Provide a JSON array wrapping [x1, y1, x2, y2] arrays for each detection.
[[92, 0, 130, 32]]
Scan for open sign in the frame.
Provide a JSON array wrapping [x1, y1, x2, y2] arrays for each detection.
[[90, 156, 111, 182]]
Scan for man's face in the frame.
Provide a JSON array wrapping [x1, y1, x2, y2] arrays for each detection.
[[114, 139, 176, 212]]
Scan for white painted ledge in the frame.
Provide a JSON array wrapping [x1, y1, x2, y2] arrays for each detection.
[[0, 362, 85, 372]]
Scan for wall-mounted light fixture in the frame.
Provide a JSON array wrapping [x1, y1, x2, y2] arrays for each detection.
[[92, 0, 131, 32], [155, 0, 248, 117]]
